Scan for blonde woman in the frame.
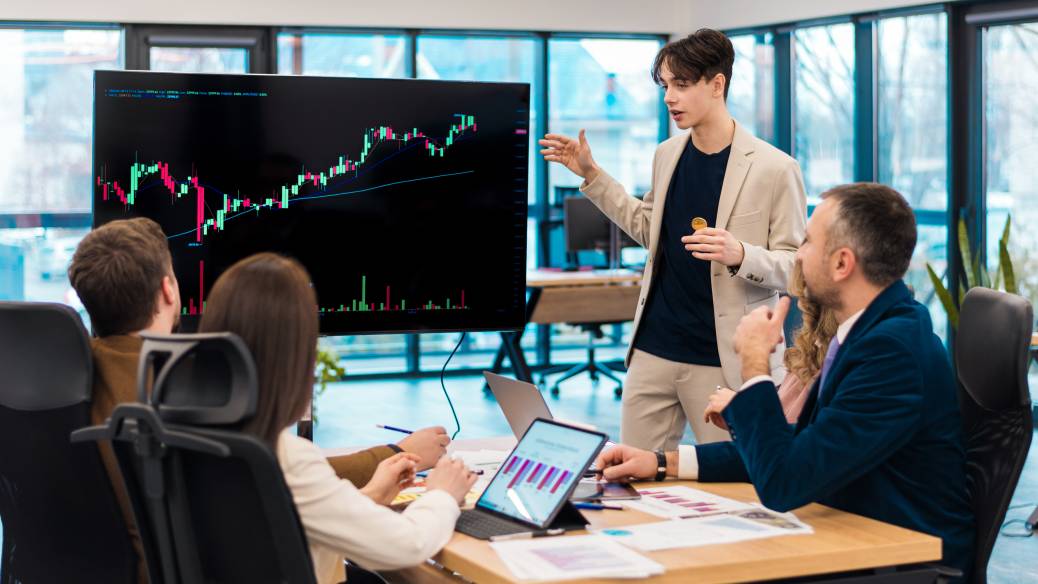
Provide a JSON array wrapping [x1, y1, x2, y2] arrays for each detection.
[[705, 262, 837, 428]]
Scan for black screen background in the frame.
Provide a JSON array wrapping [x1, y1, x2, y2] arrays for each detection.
[[93, 71, 529, 334]]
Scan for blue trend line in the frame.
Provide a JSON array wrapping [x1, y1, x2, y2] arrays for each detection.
[[134, 132, 472, 202], [165, 169, 475, 241]]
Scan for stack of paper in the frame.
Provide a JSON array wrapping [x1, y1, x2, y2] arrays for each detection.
[[491, 534, 664, 581], [620, 486, 756, 519], [597, 507, 814, 552]]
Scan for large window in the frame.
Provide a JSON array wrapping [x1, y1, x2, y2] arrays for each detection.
[[277, 32, 407, 77], [0, 28, 122, 213], [149, 47, 248, 73], [729, 33, 775, 144], [0, 26, 122, 309], [547, 38, 663, 203], [416, 34, 540, 368], [984, 22, 1038, 312], [546, 37, 661, 359], [794, 23, 855, 201], [877, 12, 949, 332]]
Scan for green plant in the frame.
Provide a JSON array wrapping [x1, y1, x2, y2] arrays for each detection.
[[312, 345, 345, 424], [926, 215, 1016, 329]]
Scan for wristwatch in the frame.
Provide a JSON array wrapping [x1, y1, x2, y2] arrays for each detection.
[[653, 450, 667, 482]]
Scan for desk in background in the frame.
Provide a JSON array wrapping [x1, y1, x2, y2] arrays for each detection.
[[487, 269, 641, 386]]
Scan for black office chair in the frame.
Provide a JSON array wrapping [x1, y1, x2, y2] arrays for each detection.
[[540, 323, 625, 396], [0, 302, 136, 584], [955, 287, 1034, 584], [73, 333, 318, 584]]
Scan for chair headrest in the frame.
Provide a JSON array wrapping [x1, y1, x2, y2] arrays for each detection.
[[139, 332, 258, 426], [955, 287, 1033, 411], [0, 302, 92, 411]]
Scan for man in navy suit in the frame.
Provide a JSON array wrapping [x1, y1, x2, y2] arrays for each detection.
[[596, 183, 974, 576]]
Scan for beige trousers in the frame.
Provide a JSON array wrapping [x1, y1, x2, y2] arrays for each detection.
[[620, 349, 732, 450]]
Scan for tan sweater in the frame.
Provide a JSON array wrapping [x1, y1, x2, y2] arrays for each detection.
[[89, 334, 398, 583]]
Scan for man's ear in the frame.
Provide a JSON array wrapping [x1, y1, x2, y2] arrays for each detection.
[[831, 248, 857, 283], [160, 275, 176, 306], [713, 73, 726, 98]]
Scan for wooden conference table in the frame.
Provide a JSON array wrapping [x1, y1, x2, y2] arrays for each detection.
[[327, 437, 943, 584]]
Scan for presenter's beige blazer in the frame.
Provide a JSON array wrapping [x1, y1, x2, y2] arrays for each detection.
[[580, 121, 807, 388]]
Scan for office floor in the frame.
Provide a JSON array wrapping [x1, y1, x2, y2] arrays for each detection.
[[314, 372, 1038, 583]]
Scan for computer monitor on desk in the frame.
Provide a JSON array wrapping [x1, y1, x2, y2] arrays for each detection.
[[562, 195, 640, 270]]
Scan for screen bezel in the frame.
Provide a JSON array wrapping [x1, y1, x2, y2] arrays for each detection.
[[473, 417, 607, 529]]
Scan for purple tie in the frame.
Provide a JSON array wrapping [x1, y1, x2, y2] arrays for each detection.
[[817, 336, 841, 399]]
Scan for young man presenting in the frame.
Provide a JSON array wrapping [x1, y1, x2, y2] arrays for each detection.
[[540, 29, 807, 449]]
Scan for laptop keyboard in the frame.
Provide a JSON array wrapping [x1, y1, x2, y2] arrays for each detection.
[[456, 509, 530, 540]]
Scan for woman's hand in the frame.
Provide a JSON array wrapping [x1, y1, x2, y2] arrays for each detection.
[[360, 452, 421, 506], [425, 456, 478, 505], [703, 387, 738, 431]]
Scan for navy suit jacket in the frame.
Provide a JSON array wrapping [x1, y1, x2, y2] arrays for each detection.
[[697, 281, 974, 575]]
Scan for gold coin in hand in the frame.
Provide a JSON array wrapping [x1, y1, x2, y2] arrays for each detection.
[[691, 217, 708, 231]]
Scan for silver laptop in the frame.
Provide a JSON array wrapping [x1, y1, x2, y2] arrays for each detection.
[[483, 371, 552, 438]]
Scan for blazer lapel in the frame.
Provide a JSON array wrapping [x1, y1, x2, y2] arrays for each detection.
[[648, 132, 689, 258], [715, 121, 755, 230], [805, 281, 915, 421]]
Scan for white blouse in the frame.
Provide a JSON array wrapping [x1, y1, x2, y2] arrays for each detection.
[[276, 430, 461, 583]]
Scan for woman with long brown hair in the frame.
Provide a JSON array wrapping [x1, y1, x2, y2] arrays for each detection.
[[199, 253, 476, 584], [705, 261, 838, 428]]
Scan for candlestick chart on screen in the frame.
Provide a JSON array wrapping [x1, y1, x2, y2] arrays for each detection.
[[93, 71, 529, 334]]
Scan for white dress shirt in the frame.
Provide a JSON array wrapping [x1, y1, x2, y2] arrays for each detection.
[[276, 430, 460, 583], [676, 309, 865, 480]]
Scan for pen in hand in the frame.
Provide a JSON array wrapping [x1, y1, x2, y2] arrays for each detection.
[[375, 423, 413, 435]]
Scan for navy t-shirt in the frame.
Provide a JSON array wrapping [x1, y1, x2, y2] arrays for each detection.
[[633, 141, 731, 366]]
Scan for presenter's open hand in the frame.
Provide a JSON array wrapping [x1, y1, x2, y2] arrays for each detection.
[[733, 296, 791, 381], [703, 388, 738, 431], [539, 130, 600, 183], [360, 452, 421, 506], [681, 227, 745, 267], [425, 457, 479, 505], [593, 445, 658, 482], [397, 425, 451, 470]]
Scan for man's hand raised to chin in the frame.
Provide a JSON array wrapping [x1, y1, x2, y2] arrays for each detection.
[[732, 296, 791, 383]]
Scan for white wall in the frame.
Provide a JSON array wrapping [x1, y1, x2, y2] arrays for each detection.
[[2, 0, 960, 38], [1, 0, 680, 34], [685, 0, 955, 31]]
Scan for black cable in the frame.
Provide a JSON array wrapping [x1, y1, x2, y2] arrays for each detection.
[[441, 332, 466, 440]]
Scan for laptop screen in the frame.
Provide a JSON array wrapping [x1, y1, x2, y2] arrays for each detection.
[[475, 419, 606, 528]]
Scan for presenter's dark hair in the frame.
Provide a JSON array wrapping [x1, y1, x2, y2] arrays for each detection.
[[651, 28, 735, 99], [199, 252, 318, 446], [821, 183, 918, 287], [69, 217, 173, 337]]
